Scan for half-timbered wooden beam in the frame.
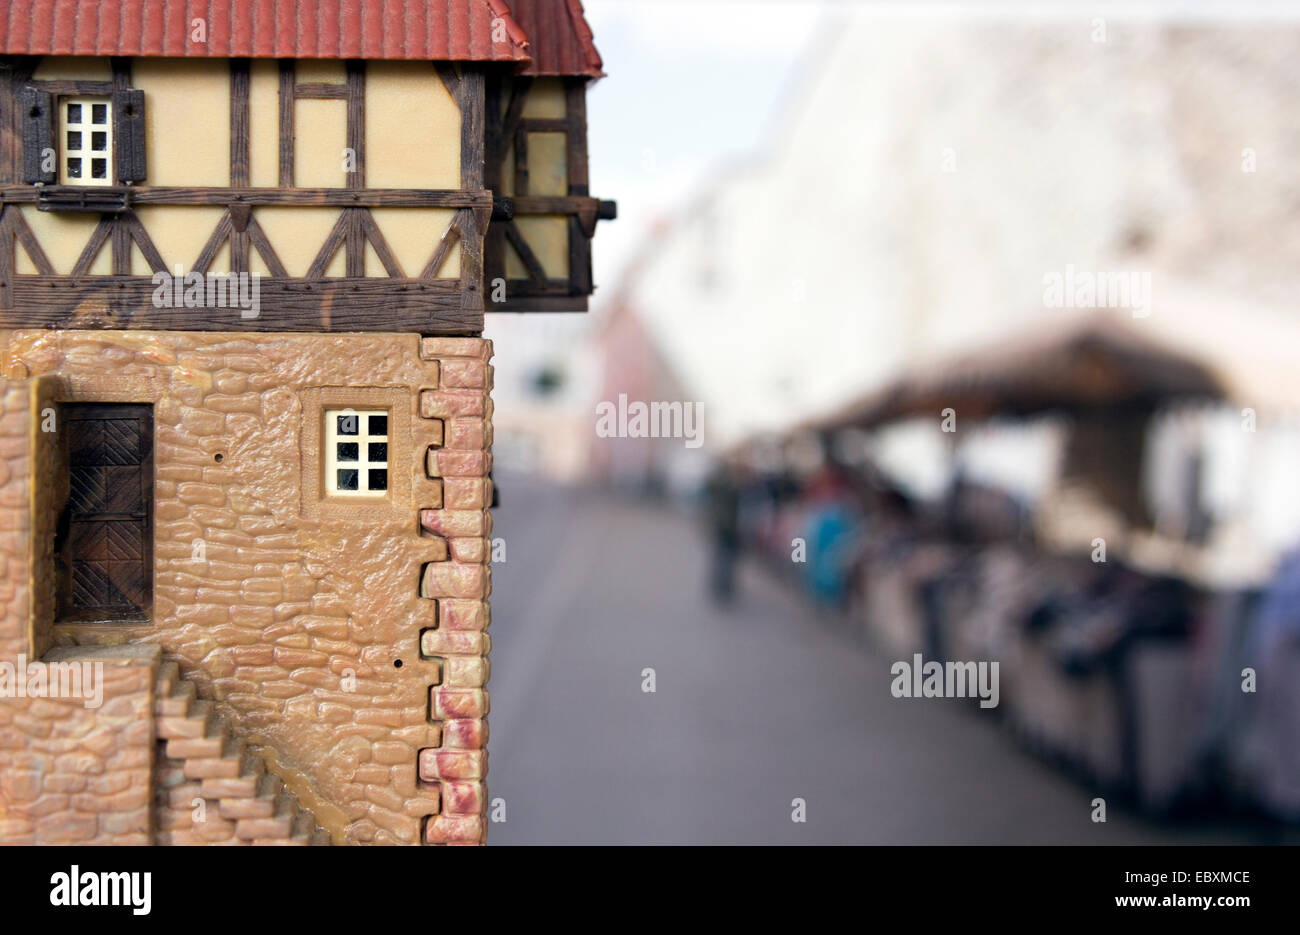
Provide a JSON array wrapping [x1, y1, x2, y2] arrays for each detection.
[[193, 211, 232, 274], [245, 213, 289, 278], [503, 221, 546, 283], [420, 217, 461, 280], [565, 77, 590, 197], [360, 209, 403, 278], [2, 277, 480, 334], [9, 207, 54, 275], [0, 185, 493, 208], [307, 211, 349, 279], [345, 60, 365, 190], [124, 212, 166, 273], [294, 83, 348, 99], [1, 58, 39, 185], [110, 57, 131, 91], [278, 60, 294, 188], [71, 217, 113, 277], [230, 59, 251, 188], [24, 80, 113, 95], [230, 59, 252, 272], [110, 217, 131, 275], [0, 207, 13, 308]]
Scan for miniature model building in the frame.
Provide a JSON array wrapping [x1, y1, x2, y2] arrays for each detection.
[[0, 0, 610, 845]]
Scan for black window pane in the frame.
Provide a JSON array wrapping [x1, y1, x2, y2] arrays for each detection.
[[67, 159, 81, 178], [91, 131, 107, 151], [336, 414, 358, 435], [92, 103, 107, 124], [367, 469, 388, 491], [67, 103, 82, 122], [67, 131, 81, 149], [337, 469, 358, 491], [368, 415, 387, 436], [337, 442, 358, 462], [91, 158, 107, 179], [368, 442, 387, 462]]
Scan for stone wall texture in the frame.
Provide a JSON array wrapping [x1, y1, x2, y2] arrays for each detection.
[[0, 645, 158, 845], [0, 330, 493, 845]]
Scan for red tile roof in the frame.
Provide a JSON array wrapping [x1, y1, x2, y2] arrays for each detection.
[[0, 0, 532, 62], [504, 0, 603, 78]]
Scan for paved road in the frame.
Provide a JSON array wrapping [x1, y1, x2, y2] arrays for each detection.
[[484, 475, 1264, 845]]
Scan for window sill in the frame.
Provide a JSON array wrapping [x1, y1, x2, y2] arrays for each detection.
[[36, 185, 130, 214]]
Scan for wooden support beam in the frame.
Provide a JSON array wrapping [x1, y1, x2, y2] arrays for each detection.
[[1, 277, 481, 334], [307, 211, 349, 278], [0, 185, 493, 208], [0, 207, 13, 308], [25, 80, 113, 95], [9, 207, 54, 275], [278, 60, 294, 188], [344, 207, 364, 278], [111, 216, 131, 275], [71, 217, 113, 277], [110, 57, 131, 91], [360, 209, 404, 278], [1, 58, 39, 185], [193, 211, 232, 274], [499, 77, 532, 159], [230, 59, 251, 188], [294, 83, 349, 99], [513, 126, 529, 196], [230, 59, 251, 273], [458, 69, 485, 192], [503, 221, 546, 283], [457, 206, 484, 312], [565, 78, 590, 197], [124, 213, 166, 274], [346, 60, 365, 190], [245, 213, 289, 278], [421, 217, 461, 280]]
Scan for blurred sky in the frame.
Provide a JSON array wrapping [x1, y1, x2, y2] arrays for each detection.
[[582, 0, 827, 283]]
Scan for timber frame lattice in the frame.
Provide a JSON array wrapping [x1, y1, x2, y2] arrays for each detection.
[[484, 73, 614, 313], [0, 55, 492, 334]]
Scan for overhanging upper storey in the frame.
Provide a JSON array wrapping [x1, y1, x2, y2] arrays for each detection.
[[0, 0, 612, 335], [485, 0, 615, 313]]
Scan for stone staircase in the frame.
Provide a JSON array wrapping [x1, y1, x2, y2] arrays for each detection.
[[153, 661, 330, 846]]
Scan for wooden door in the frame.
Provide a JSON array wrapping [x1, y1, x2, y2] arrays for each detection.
[[54, 403, 154, 623]]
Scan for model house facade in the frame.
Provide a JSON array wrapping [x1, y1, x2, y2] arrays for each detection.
[[0, 0, 608, 846]]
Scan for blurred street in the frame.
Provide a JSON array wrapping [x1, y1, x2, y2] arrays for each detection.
[[485, 474, 1266, 845]]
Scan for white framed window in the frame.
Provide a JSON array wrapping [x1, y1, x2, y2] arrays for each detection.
[[324, 409, 389, 497], [60, 97, 112, 186]]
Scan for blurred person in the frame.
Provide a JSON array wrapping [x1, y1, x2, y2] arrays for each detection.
[[704, 461, 742, 604], [801, 462, 864, 610]]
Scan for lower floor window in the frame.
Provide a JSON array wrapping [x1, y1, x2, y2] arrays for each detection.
[[325, 408, 389, 497]]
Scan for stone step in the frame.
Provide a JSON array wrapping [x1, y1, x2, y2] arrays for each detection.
[[156, 660, 179, 697], [235, 791, 296, 840], [182, 735, 246, 780], [150, 657, 331, 846], [157, 678, 196, 717], [157, 699, 213, 740]]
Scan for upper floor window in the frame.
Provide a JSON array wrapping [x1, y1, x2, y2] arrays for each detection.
[[60, 98, 113, 186], [20, 87, 145, 187]]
